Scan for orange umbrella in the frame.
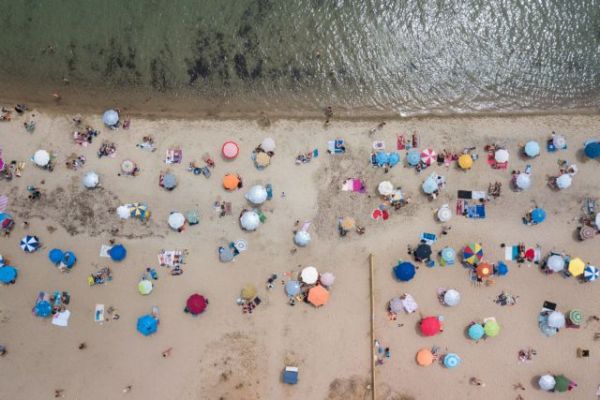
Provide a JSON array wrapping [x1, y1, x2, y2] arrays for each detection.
[[308, 285, 330, 307], [416, 348, 433, 366], [476, 262, 492, 278], [222, 174, 240, 191]]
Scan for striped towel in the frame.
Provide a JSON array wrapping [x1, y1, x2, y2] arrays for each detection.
[[0, 195, 8, 212]]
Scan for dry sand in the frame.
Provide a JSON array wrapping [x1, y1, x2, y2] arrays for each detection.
[[0, 110, 599, 400]]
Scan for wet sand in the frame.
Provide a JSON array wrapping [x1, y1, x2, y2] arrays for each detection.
[[0, 110, 599, 399]]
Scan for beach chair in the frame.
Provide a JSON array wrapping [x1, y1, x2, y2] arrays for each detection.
[[282, 366, 298, 385], [420, 232, 437, 245]]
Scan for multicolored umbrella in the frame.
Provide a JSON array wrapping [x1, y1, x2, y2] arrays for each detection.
[[443, 353, 461, 368], [463, 243, 483, 265], [584, 265, 599, 282], [441, 247, 456, 264], [186, 294, 207, 315], [130, 203, 148, 219], [20, 235, 40, 252], [420, 149, 436, 165], [420, 316, 441, 337], [393, 261, 416, 282]]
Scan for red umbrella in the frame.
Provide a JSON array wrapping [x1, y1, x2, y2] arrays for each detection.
[[420, 316, 441, 336], [186, 294, 207, 315]]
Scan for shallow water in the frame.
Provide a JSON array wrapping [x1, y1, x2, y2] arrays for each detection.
[[1, 0, 599, 116]]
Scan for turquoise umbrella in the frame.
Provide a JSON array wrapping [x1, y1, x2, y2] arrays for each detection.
[[468, 323, 484, 340], [406, 150, 420, 166], [443, 353, 461, 368]]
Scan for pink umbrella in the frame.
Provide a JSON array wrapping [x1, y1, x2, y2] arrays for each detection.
[[420, 149, 437, 165], [320, 272, 335, 287], [222, 141, 240, 159]]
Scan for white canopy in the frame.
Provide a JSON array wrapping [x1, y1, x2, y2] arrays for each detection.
[[82, 171, 99, 188], [245, 185, 268, 205], [437, 205, 452, 222], [240, 211, 260, 231], [547, 255, 565, 272], [294, 230, 311, 247], [547, 311, 566, 329], [33, 150, 50, 167], [301, 266, 318, 284], [515, 173, 531, 190], [117, 205, 130, 219], [168, 212, 185, 230], [538, 374, 556, 391]]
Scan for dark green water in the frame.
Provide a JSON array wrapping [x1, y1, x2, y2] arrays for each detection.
[[1, 0, 600, 116]]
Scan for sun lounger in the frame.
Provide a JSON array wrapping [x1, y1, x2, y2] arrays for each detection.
[[420, 232, 437, 245]]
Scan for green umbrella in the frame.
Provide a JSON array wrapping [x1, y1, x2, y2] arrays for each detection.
[[484, 320, 500, 337], [553, 375, 569, 392], [186, 210, 200, 225], [568, 309, 583, 326]]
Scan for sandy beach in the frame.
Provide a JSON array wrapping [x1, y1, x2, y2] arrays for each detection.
[[0, 110, 599, 400]]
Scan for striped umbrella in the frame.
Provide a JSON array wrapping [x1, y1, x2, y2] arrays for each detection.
[[463, 243, 483, 265], [20, 235, 40, 252], [568, 309, 583, 326], [584, 265, 599, 282], [0, 195, 8, 212], [221, 141, 240, 159], [420, 149, 436, 165], [443, 353, 461, 369]]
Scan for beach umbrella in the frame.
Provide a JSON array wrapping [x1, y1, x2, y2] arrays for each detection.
[[255, 152, 270, 167], [584, 265, 599, 282], [20, 235, 39, 252], [0, 213, 14, 232], [547, 255, 565, 272], [484, 320, 500, 337], [138, 279, 153, 295], [241, 284, 257, 300], [422, 176, 438, 194], [580, 225, 596, 240], [515, 173, 531, 190], [102, 109, 119, 126], [420, 316, 441, 336], [340, 217, 355, 231], [168, 212, 185, 230], [416, 348, 433, 366], [234, 240, 248, 253], [61, 251, 76, 269], [378, 181, 394, 196], [308, 285, 330, 307], [83, 171, 99, 188], [443, 289, 461, 307], [584, 141, 600, 158], [245, 185, 268, 205], [136, 315, 158, 336], [414, 244, 432, 261], [240, 210, 260, 231], [388, 152, 400, 167], [301, 266, 319, 284], [420, 149, 436, 165], [553, 135, 567, 149], [0, 254, 3, 266], [33, 150, 50, 167], [117, 205, 131, 219], [374, 151, 389, 167], [320, 272, 335, 287], [218, 246, 235, 262], [476, 262, 492, 278], [294, 230, 311, 247], [524, 141, 540, 157], [163, 173, 177, 190], [538, 375, 556, 391], [568, 257, 585, 277], [406, 150, 420, 166], [0, 266, 17, 284], [595, 213, 600, 228], [458, 154, 473, 170], [108, 244, 127, 261], [556, 174, 572, 189], [393, 261, 416, 282], [48, 248, 64, 265], [186, 294, 207, 315], [495, 262, 509, 276], [494, 149, 509, 163], [400, 295, 418, 313], [530, 208, 546, 224], [547, 311, 566, 329], [389, 297, 403, 313], [441, 247, 456, 264], [130, 203, 148, 220], [285, 280, 301, 296], [553, 375, 569, 393], [186, 210, 200, 225], [468, 323, 485, 341], [222, 174, 240, 191], [443, 353, 461, 369], [34, 300, 52, 318], [261, 137, 276, 152], [222, 141, 240, 159], [463, 243, 483, 265], [120, 159, 136, 174], [568, 309, 583, 326], [437, 205, 452, 222]]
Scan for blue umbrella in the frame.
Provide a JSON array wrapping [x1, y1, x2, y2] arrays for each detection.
[[0, 266, 17, 284], [468, 323, 484, 340], [406, 150, 420, 166], [34, 300, 52, 318], [441, 247, 456, 263], [374, 152, 388, 167], [443, 353, 461, 368], [584, 265, 599, 282], [62, 252, 76, 269], [495, 262, 509, 276], [137, 314, 158, 336], [531, 208, 546, 224], [584, 141, 600, 159], [0, 254, 3, 266], [388, 152, 400, 167], [163, 174, 177, 189], [48, 248, 63, 265], [422, 177, 437, 194], [109, 244, 127, 262], [524, 141, 540, 157], [285, 280, 301, 296], [20, 235, 40, 252], [102, 109, 119, 127], [393, 261, 416, 282]]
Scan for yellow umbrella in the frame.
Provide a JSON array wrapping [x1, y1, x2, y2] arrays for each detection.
[[568, 257, 585, 277], [340, 217, 355, 230], [255, 152, 270, 167], [458, 154, 473, 170], [241, 284, 257, 300]]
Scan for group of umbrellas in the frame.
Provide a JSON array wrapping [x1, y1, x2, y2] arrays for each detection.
[[538, 374, 573, 392], [545, 254, 598, 282], [284, 266, 334, 307], [415, 348, 461, 369], [48, 248, 77, 270]]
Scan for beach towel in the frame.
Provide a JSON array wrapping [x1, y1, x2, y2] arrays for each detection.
[[420, 232, 437, 245], [401, 294, 418, 313], [0, 195, 8, 212], [397, 135, 406, 150], [158, 250, 185, 268], [165, 148, 183, 164], [52, 310, 70, 327], [465, 204, 486, 219], [94, 304, 104, 322], [457, 190, 487, 200], [341, 178, 366, 193], [99, 245, 111, 258], [327, 139, 345, 154], [371, 207, 390, 221]]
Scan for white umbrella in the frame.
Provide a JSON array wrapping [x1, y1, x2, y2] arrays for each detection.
[[553, 135, 566, 149], [437, 205, 452, 222], [595, 213, 600, 229], [378, 181, 394, 196], [547, 255, 565, 272], [261, 137, 276, 152], [33, 150, 50, 167], [494, 149, 509, 163], [556, 174, 572, 189], [539, 374, 556, 391], [301, 266, 318, 284], [320, 272, 335, 287], [443, 289, 461, 307], [245, 185, 268, 205], [389, 297, 403, 313], [294, 230, 311, 247], [547, 311, 566, 329], [168, 212, 185, 230], [240, 211, 260, 231], [102, 109, 119, 126], [82, 171, 99, 188], [117, 205, 130, 219], [515, 173, 531, 190]]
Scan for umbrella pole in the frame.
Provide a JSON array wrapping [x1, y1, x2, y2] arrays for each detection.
[[369, 253, 376, 400]]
